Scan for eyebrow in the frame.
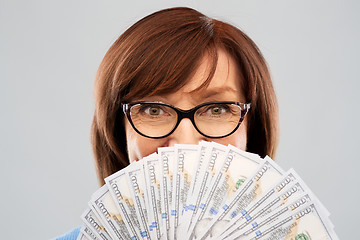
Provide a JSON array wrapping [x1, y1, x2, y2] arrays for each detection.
[[136, 86, 240, 104], [193, 86, 239, 100]]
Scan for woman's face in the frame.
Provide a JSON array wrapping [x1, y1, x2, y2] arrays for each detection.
[[125, 48, 248, 163]]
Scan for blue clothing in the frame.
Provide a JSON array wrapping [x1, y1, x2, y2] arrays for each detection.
[[53, 227, 81, 240]]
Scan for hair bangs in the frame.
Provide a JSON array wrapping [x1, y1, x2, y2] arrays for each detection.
[[117, 8, 217, 102]]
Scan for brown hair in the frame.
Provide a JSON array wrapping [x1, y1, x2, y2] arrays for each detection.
[[92, 7, 279, 185]]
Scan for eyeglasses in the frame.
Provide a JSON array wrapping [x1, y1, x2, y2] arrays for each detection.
[[122, 101, 251, 139]]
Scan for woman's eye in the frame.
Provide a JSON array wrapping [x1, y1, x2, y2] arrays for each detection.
[[207, 105, 228, 115], [145, 106, 163, 115], [210, 106, 223, 115]]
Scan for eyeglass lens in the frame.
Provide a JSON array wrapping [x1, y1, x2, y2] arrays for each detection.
[[130, 104, 178, 137]]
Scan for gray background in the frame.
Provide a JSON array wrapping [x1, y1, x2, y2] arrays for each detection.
[[1, 0, 359, 239]]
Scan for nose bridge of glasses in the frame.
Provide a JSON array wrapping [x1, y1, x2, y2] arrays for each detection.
[[172, 107, 199, 136], [175, 107, 197, 122]]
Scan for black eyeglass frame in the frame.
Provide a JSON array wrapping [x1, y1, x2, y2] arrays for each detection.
[[122, 101, 251, 139]]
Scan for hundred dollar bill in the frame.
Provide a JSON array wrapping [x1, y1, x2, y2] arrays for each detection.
[[90, 184, 131, 239], [187, 145, 263, 239], [217, 169, 329, 239], [143, 153, 164, 239], [217, 173, 303, 239], [81, 207, 111, 240], [125, 160, 152, 239], [171, 144, 202, 240], [179, 141, 213, 235], [231, 199, 337, 240], [194, 158, 285, 240], [105, 163, 143, 239], [181, 142, 230, 235], [187, 141, 213, 197], [225, 193, 320, 239], [80, 225, 98, 240], [158, 146, 175, 239]]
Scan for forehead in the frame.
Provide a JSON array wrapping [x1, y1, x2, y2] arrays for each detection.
[[181, 48, 242, 94], [130, 48, 245, 104]]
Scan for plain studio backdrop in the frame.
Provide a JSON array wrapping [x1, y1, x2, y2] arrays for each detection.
[[1, 0, 359, 239]]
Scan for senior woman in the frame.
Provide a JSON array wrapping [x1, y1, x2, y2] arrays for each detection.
[[56, 6, 278, 240]]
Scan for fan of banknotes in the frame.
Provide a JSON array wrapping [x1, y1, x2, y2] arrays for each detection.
[[77, 141, 339, 240]]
